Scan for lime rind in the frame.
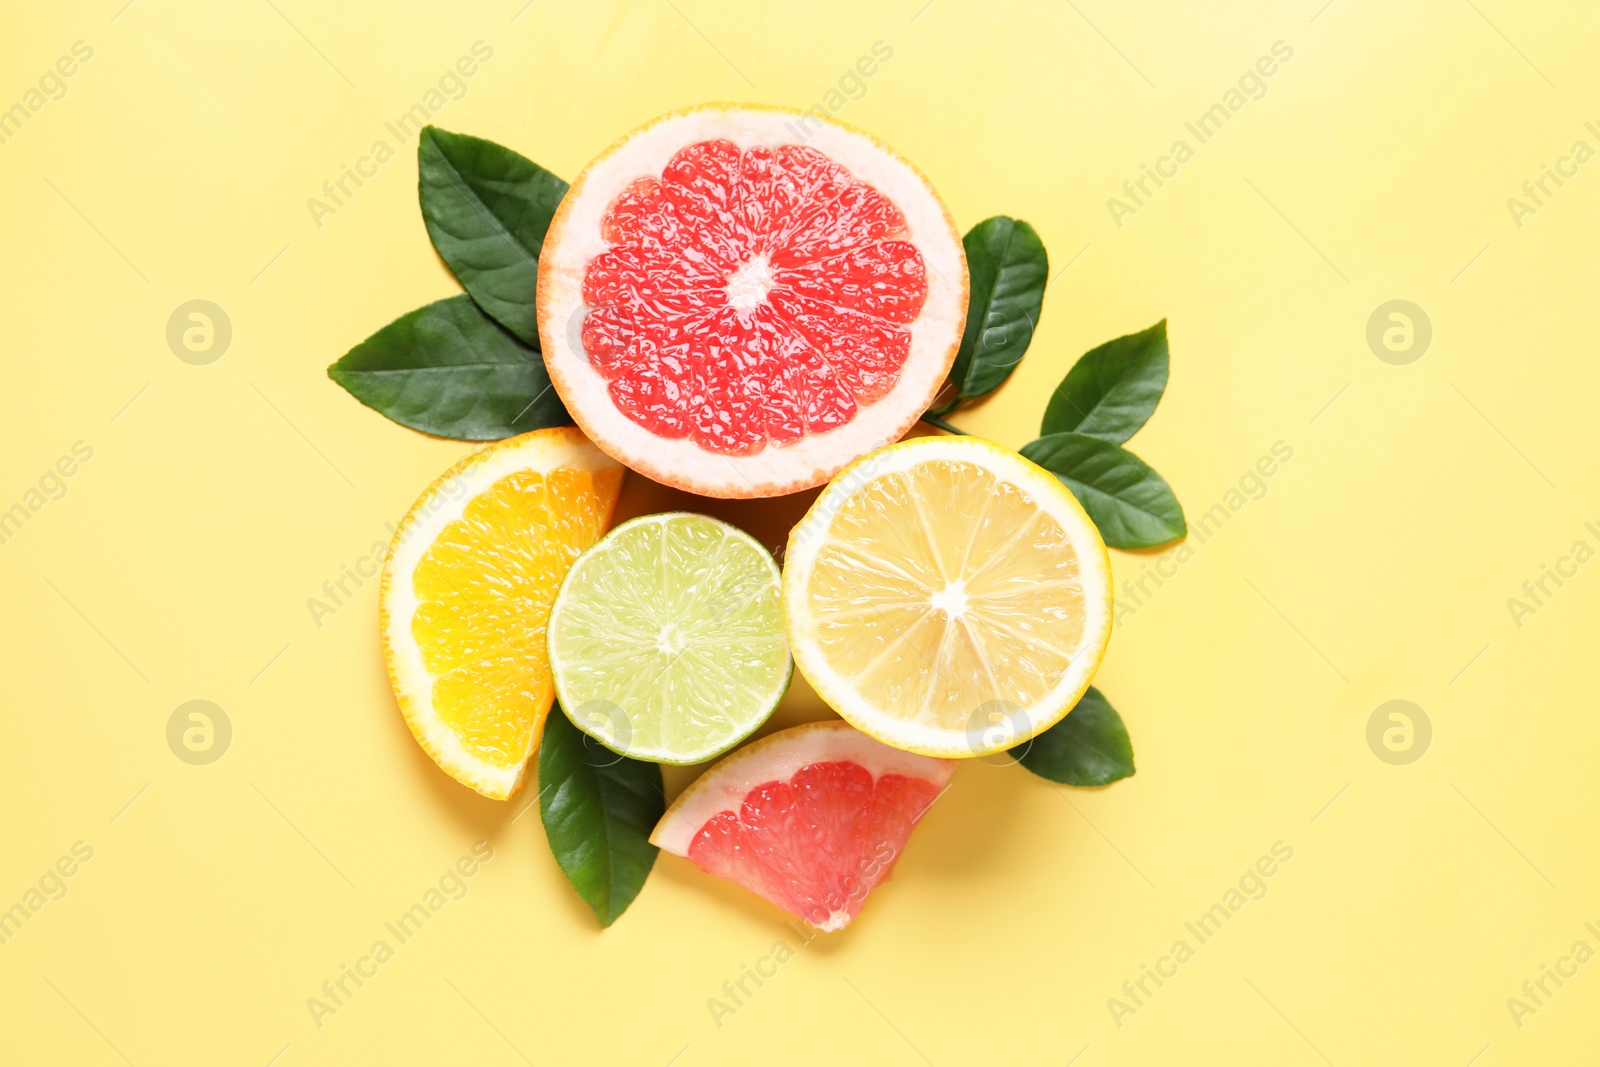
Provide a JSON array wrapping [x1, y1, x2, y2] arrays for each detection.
[[548, 512, 792, 765]]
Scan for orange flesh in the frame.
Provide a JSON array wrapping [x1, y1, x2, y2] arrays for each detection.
[[410, 466, 623, 767]]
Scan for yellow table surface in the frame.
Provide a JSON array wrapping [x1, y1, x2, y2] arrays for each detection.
[[3, 2, 1597, 1064]]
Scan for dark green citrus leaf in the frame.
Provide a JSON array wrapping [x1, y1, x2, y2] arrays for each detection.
[[328, 294, 568, 440], [538, 708, 664, 928], [1020, 432, 1185, 548], [418, 126, 567, 347], [1042, 320, 1169, 442], [950, 216, 1048, 399], [1012, 687, 1134, 786]]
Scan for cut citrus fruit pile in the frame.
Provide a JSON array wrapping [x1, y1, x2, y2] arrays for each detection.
[[380, 427, 623, 799], [651, 721, 954, 930], [329, 103, 1158, 935], [537, 104, 969, 499], [782, 436, 1114, 758], [547, 512, 791, 763]]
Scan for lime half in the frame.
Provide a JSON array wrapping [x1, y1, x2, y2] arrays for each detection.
[[547, 513, 791, 764]]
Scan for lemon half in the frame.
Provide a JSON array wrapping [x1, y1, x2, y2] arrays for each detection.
[[782, 435, 1113, 758]]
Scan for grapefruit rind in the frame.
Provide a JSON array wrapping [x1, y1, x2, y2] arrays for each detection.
[[781, 436, 1114, 759], [537, 103, 969, 499], [380, 427, 623, 800], [650, 720, 955, 857]]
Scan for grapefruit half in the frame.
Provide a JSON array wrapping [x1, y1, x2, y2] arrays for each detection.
[[537, 104, 968, 498], [650, 721, 955, 929]]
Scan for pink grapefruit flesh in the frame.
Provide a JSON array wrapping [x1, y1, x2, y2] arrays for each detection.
[[650, 721, 955, 930], [538, 105, 968, 499]]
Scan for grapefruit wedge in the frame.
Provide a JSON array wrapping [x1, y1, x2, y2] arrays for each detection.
[[537, 104, 969, 498], [651, 721, 954, 930]]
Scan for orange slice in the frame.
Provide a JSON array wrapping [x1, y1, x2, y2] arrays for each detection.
[[380, 427, 623, 799]]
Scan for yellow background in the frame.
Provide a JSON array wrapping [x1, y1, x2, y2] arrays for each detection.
[[3, 1, 1597, 1064]]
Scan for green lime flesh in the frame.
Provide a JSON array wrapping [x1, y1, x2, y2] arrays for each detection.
[[547, 512, 792, 764]]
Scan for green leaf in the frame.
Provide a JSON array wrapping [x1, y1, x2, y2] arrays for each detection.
[[328, 294, 568, 440], [950, 216, 1048, 400], [1042, 320, 1169, 442], [1012, 687, 1134, 786], [538, 708, 664, 928], [418, 126, 568, 347], [1020, 432, 1185, 548]]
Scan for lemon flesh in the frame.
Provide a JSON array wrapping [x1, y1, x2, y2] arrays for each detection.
[[784, 437, 1113, 757]]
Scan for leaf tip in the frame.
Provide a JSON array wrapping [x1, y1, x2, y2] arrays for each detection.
[[416, 123, 455, 164]]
